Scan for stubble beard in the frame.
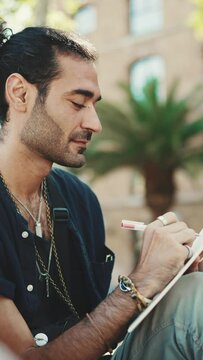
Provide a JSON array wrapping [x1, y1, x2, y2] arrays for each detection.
[[20, 98, 88, 168]]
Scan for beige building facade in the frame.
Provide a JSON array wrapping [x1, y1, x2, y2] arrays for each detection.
[[75, 0, 203, 284], [81, 0, 203, 100]]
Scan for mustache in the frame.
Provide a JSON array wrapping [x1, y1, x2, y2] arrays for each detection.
[[70, 131, 92, 141]]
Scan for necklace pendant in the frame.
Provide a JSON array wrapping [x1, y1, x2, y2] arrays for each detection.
[[38, 273, 43, 281], [46, 275, 50, 298], [35, 222, 42, 238]]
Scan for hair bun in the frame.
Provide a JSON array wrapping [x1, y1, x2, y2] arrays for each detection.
[[0, 19, 13, 47]]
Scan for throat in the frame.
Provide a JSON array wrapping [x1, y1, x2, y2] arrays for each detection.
[[0, 172, 51, 239]]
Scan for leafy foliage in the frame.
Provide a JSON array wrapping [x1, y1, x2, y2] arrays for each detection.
[[86, 79, 203, 178], [189, 0, 203, 38], [84, 78, 203, 216], [0, 0, 83, 31]]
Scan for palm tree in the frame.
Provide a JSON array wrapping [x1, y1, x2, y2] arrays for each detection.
[[84, 79, 203, 219]]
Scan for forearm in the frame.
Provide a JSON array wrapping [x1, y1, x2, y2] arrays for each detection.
[[22, 286, 143, 360], [22, 212, 195, 360]]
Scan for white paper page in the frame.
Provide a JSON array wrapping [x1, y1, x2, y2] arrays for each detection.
[[128, 228, 203, 333]]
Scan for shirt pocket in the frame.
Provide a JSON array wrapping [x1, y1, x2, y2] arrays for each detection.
[[92, 247, 115, 298]]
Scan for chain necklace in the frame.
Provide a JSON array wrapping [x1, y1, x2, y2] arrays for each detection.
[[11, 182, 43, 238], [35, 242, 53, 298], [0, 173, 80, 320], [37, 178, 80, 319]]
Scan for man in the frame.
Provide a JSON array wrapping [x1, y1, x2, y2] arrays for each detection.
[[0, 20, 202, 360]]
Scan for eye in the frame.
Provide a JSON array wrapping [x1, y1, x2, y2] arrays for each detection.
[[71, 101, 86, 110]]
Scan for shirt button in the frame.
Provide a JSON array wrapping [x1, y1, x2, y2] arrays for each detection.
[[27, 284, 33, 292], [22, 231, 29, 238], [34, 333, 48, 346]]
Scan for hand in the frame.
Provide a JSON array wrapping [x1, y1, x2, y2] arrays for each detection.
[[197, 251, 203, 272], [130, 212, 197, 298], [185, 257, 199, 273]]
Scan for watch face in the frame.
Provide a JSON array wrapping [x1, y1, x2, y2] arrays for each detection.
[[119, 279, 131, 292]]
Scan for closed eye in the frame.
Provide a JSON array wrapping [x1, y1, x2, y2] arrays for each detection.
[[71, 101, 86, 110]]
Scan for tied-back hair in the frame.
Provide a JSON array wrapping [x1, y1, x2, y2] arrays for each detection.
[[0, 19, 97, 125]]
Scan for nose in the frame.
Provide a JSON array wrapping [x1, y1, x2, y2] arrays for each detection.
[[81, 106, 102, 133]]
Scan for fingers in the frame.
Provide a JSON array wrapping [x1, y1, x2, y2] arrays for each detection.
[[154, 225, 196, 245], [184, 244, 193, 260], [174, 227, 197, 245], [145, 212, 196, 245], [146, 226, 196, 248], [142, 212, 197, 267], [133, 211, 198, 297], [145, 212, 177, 234], [156, 212, 178, 226], [198, 253, 203, 264]]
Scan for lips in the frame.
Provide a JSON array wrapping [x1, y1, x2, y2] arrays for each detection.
[[71, 139, 90, 151], [70, 131, 92, 148], [72, 139, 88, 145]]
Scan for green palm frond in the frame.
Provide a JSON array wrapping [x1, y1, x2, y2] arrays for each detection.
[[84, 78, 203, 179], [180, 118, 203, 141]]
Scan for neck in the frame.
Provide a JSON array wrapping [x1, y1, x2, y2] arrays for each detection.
[[0, 141, 52, 199], [0, 170, 51, 240]]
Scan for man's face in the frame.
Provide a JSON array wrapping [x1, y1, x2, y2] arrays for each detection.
[[20, 55, 102, 167]]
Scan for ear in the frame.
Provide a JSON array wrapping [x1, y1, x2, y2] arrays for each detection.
[[5, 73, 30, 113]]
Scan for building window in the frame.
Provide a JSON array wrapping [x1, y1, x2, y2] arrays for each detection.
[[75, 5, 97, 34], [130, 55, 165, 98], [129, 0, 163, 36]]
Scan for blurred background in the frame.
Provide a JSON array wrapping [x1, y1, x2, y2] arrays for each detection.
[[1, 0, 203, 285]]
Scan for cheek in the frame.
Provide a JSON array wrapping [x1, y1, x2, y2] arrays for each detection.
[[45, 98, 83, 131]]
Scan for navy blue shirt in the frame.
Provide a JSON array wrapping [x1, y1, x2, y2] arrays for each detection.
[[0, 168, 114, 339]]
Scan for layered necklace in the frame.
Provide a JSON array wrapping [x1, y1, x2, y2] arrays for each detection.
[[11, 181, 44, 238], [0, 174, 80, 320]]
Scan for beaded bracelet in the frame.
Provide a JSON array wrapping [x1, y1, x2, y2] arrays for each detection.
[[86, 313, 113, 354]]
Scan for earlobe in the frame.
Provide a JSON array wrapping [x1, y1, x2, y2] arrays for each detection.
[[5, 73, 28, 113]]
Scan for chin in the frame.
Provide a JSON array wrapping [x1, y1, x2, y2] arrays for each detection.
[[58, 154, 86, 168], [78, 147, 86, 155]]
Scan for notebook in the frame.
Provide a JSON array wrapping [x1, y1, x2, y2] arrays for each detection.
[[128, 228, 203, 333]]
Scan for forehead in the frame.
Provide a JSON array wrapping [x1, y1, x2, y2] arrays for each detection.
[[51, 54, 101, 98]]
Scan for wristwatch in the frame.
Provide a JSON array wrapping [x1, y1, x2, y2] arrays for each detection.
[[118, 275, 152, 311], [118, 275, 135, 292]]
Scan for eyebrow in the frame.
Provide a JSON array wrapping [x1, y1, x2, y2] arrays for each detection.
[[65, 89, 102, 102]]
